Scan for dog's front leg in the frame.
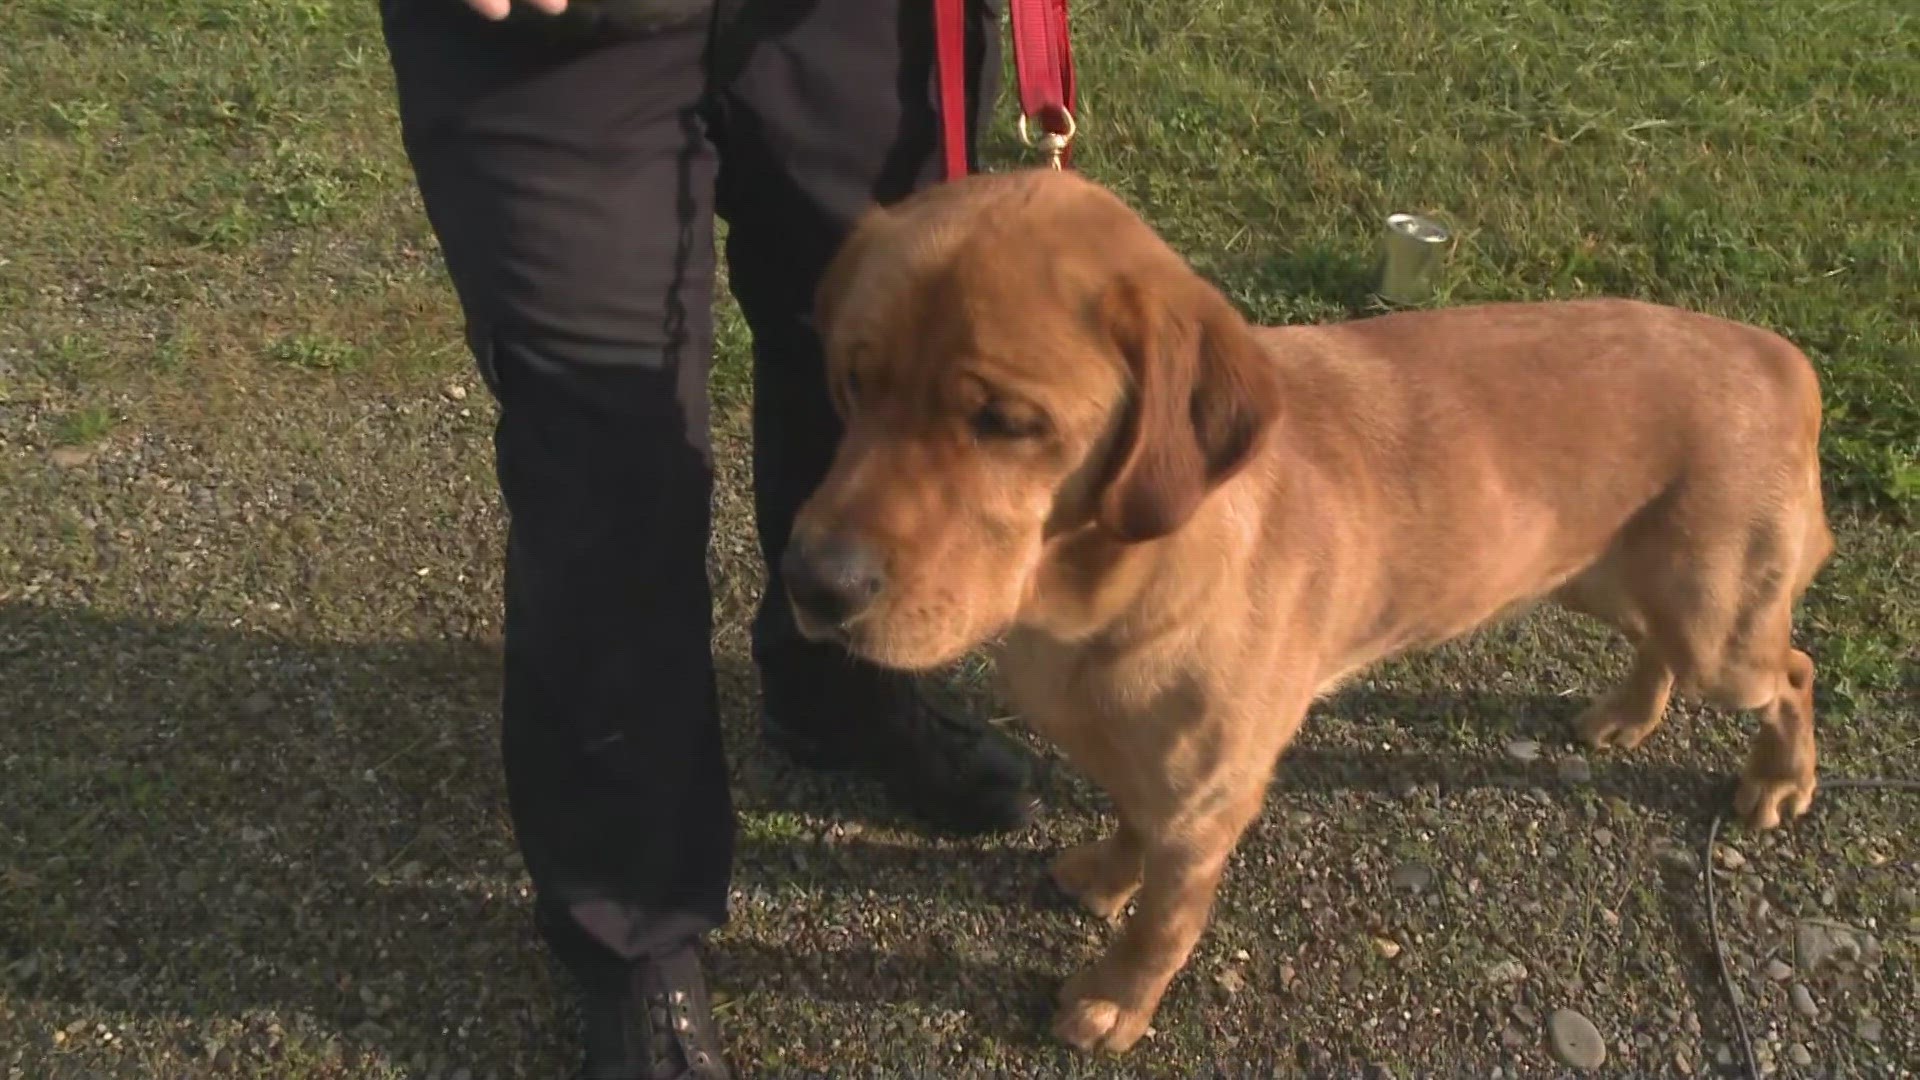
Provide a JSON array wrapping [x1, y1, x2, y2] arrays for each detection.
[[1050, 783, 1267, 1055]]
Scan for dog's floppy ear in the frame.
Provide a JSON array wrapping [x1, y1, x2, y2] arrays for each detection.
[[1095, 273, 1282, 542], [813, 205, 892, 341]]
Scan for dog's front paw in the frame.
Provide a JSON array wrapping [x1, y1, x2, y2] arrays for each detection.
[[1734, 771, 1816, 831], [1051, 971, 1155, 1055]]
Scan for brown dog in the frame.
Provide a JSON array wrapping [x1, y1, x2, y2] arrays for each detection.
[[782, 168, 1832, 1054]]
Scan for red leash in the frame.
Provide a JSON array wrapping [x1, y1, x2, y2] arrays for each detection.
[[934, 0, 1077, 180]]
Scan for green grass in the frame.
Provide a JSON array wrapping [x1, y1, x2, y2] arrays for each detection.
[[50, 404, 115, 447], [4, 0, 1916, 509], [2, 0, 1916, 1076]]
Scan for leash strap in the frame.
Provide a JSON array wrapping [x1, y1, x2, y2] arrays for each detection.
[[935, 0, 1078, 180], [933, 0, 973, 180], [1009, 0, 1077, 168]]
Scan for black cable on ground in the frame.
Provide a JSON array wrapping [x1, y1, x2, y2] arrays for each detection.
[[1701, 776, 1920, 1080]]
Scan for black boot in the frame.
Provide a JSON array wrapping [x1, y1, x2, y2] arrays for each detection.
[[577, 944, 729, 1080], [760, 645, 1039, 835]]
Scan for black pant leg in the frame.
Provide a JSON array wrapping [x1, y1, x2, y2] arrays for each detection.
[[380, 3, 732, 989], [710, 0, 1004, 669]]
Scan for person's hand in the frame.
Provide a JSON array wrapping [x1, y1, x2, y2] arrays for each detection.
[[464, 0, 567, 20]]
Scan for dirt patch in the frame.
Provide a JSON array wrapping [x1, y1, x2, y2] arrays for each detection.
[[2, 385, 1913, 1078]]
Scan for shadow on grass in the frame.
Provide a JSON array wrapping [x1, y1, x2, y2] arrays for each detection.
[[0, 602, 1731, 1070], [1196, 242, 1388, 320]]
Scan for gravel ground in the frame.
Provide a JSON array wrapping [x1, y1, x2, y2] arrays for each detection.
[[1, 382, 1915, 1079], [6, 0, 1916, 1073]]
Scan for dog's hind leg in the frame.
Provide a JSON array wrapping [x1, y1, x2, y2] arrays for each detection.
[[1555, 568, 1677, 751], [1729, 645, 1818, 830], [1727, 491, 1836, 829], [1574, 645, 1676, 751], [1625, 494, 1827, 829], [1679, 540, 1821, 829], [1050, 824, 1144, 923]]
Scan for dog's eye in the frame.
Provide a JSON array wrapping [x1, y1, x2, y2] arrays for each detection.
[[969, 400, 1044, 441]]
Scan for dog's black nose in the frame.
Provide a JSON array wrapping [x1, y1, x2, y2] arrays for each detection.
[[782, 534, 885, 628]]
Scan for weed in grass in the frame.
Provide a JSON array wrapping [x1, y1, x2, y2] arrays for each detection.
[[266, 333, 363, 374], [52, 404, 114, 446]]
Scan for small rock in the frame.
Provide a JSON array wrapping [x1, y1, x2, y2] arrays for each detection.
[[49, 446, 94, 468], [1789, 1044, 1812, 1068], [1371, 936, 1402, 959], [1789, 983, 1817, 1019], [1558, 757, 1592, 784], [443, 383, 469, 402], [1715, 1044, 1734, 1067], [1277, 964, 1297, 988], [1714, 844, 1747, 870], [1500, 1024, 1528, 1049], [1856, 1016, 1882, 1043], [1504, 740, 1541, 763], [1818, 886, 1836, 907], [1548, 1008, 1607, 1070], [1390, 862, 1434, 893], [1795, 919, 1876, 974], [1654, 841, 1699, 873], [1764, 958, 1793, 981], [1592, 827, 1614, 846], [1486, 959, 1528, 984], [1674, 1048, 1693, 1074], [1214, 966, 1245, 996]]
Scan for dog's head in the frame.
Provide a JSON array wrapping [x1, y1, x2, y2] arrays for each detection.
[[784, 170, 1283, 669]]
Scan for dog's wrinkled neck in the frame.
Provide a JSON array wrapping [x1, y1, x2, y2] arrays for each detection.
[[1019, 475, 1260, 654]]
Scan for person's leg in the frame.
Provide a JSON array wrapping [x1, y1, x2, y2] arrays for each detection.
[[710, 0, 1039, 835], [380, 4, 729, 1076]]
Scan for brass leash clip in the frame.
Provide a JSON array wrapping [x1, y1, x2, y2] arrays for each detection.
[[1018, 109, 1078, 170]]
